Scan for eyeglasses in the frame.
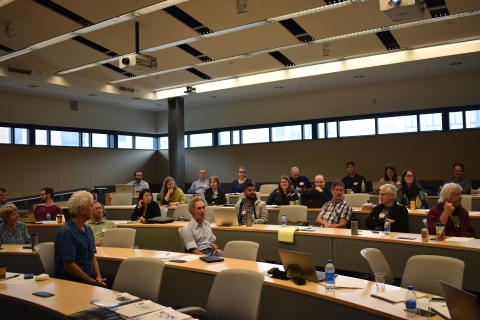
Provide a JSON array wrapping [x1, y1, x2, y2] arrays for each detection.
[[405, 175, 414, 178]]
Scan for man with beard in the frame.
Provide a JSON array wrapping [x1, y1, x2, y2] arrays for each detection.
[[34, 187, 62, 221], [234, 182, 268, 224], [127, 171, 149, 192]]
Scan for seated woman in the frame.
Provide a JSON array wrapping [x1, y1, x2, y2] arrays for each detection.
[[0, 204, 31, 244], [396, 169, 430, 209], [230, 166, 252, 193], [204, 176, 226, 205], [131, 188, 161, 222], [379, 164, 401, 185], [266, 176, 298, 206], [160, 177, 187, 206]]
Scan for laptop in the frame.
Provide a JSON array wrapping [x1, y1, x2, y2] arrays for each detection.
[[18, 210, 35, 223], [438, 280, 480, 320], [115, 184, 133, 193], [300, 193, 323, 208], [278, 249, 325, 282], [213, 207, 239, 227]]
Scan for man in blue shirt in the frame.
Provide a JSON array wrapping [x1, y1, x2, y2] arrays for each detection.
[[0, 188, 14, 210], [54, 191, 106, 286], [187, 169, 209, 194], [290, 167, 313, 193]]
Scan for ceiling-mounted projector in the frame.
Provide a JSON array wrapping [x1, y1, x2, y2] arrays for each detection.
[[184, 86, 196, 94], [380, 0, 424, 22], [119, 54, 157, 73]]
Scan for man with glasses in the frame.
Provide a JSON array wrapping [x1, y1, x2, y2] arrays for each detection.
[[34, 187, 62, 221], [127, 171, 149, 192], [316, 180, 352, 228], [86, 201, 117, 246], [366, 184, 408, 232], [443, 163, 475, 194], [187, 169, 209, 194], [0, 188, 13, 210]]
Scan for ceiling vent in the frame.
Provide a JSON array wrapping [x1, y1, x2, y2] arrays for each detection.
[[118, 84, 135, 93], [8, 64, 32, 75]]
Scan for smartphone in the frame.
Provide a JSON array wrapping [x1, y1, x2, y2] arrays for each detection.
[[169, 259, 186, 263], [24, 273, 34, 279], [32, 291, 55, 298], [23, 245, 32, 249]]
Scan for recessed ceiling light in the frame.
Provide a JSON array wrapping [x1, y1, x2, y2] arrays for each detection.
[[275, 86, 283, 89], [354, 75, 364, 78], [209, 96, 217, 99], [88, 94, 97, 96], [28, 85, 39, 88], [450, 62, 462, 66]]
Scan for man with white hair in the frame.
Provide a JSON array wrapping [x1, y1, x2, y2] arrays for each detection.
[[365, 184, 409, 233], [428, 183, 476, 238], [54, 191, 106, 286]]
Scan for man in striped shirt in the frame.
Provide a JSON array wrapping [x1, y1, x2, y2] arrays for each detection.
[[316, 180, 352, 228]]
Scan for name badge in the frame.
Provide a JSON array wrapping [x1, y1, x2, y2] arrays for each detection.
[[379, 213, 385, 219], [300, 182, 304, 186], [353, 182, 358, 185]]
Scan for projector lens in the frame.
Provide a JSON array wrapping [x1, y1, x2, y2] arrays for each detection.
[[122, 57, 131, 66]]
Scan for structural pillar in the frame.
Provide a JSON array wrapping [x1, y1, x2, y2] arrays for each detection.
[[168, 97, 185, 191]]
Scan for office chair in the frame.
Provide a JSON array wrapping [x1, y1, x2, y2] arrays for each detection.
[[34, 242, 55, 278], [101, 229, 136, 248], [360, 248, 394, 285], [110, 193, 133, 206], [276, 205, 307, 225], [223, 241, 259, 261]]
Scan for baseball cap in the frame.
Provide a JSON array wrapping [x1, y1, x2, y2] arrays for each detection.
[[85, 187, 98, 193]]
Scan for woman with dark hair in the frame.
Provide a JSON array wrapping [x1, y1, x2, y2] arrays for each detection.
[[396, 169, 430, 209], [230, 166, 252, 193], [204, 176, 226, 205], [160, 177, 187, 206], [266, 176, 298, 206], [379, 164, 401, 185], [131, 188, 161, 222]]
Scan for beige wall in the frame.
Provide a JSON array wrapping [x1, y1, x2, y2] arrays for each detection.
[[0, 145, 158, 199]]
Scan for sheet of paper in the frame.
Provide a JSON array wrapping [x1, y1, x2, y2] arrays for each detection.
[[320, 277, 366, 289], [170, 254, 201, 262], [111, 300, 166, 318], [445, 237, 473, 242], [152, 251, 184, 260], [359, 232, 384, 238], [132, 307, 190, 319], [0, 275, 33, 285], [91, 292, 141, 308], [371, 288, 426, 302]]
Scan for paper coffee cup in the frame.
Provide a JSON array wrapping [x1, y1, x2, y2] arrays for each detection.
[[410, 201, 416, 210], [436, 223, 445, 241]]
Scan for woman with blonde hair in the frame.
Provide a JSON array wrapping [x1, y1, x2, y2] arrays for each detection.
[[0, 204, 31, 244], [160, 177, 187, 206]]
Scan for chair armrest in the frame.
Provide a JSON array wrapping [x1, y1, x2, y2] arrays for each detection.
[[176, 307, 207, 319]]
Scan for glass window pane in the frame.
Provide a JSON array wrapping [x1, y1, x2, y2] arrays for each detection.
[[317, 123, 325, 139], [232, 130, 240, 144], [190, 133, 212, 147], [82, 133, 90, 147], [14, 128, 28, 145], [0, 127, 11, 144], [159, 137, 168, 149], [272, 125, 301, 142], [449, 111, 463, 130], [378, 115, 418, 134], [51, 130, 79, 146], [35, 129, 48, 145], [135, 136, 154, 149], [219, 131, 230, 145], [466, 110, 480, 128], [339, 119, 375, 137], [185, 135, 188, 148], [327, 122, 337, 138], [419, 113, 442, 131], [118, 135, 133, 149], [242, 128, 269, 144], [92, 133, 108, 148], [303, 124, 312, 140]]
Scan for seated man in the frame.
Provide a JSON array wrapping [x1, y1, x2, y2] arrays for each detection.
[[290, 167, 313, 193], [34, 187, 62, 221], [443, 163, 474, 194], [428, 183, 476, 238], [365, 184, 408, 233], [316, 180, 352, 228], [86, 201, 117, 246], [54, 191, 106, 286], [182, 196, 222, 256], [0, 188, 14, 210], [342, 161, 368, 193], [234, 182, 268, 224], [128, 171, 149, 192], [309, 174, 333, 203], [187, 169, 209, 194]]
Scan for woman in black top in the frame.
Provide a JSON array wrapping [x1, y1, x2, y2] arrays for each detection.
[[130, 188, 161, 222], [266, 175, 298, 206], [204, 176, 226, 205]]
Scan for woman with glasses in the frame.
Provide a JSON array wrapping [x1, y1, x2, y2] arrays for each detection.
[[396, 169, 430, 209], [229, 166, 252, 193]]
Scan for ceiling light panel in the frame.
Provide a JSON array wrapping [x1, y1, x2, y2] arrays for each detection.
[[445, 0, 480, 13], [127, 68, 201, 90]]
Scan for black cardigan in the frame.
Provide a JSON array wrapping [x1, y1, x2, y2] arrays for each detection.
[[204, 188, 226, 205], [365, 203, 409, 233], [131, 201, 161, 221]]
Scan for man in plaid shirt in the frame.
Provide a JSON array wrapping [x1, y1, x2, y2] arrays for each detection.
[[316, 180, 352, 228]]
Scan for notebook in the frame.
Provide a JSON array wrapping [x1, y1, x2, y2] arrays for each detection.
[[278, 249, 325, 282], [200, 255, 224, 263], [214, 207, 239, 226], [300, 193, 323, 208], [438, 280, 480, 320]]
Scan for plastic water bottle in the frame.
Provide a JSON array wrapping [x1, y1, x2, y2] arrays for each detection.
[[251, 214, 255, 225], [361, 180, 366, 193], [46, 212, 51, 222], [325, 260, 335, 291], [405, 286, 417, 317], [281, 214, 286, 227], [438, 185, 443, 196], [241, 213, 246, 226], [384, 219, 391, 236]]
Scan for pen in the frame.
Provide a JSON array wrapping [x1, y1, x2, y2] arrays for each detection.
[[166, 253, 169, 256], [2, 274, 20, 280], [370, 294, 396, 304]]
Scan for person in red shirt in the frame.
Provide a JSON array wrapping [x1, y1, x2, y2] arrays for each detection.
[[34, 187, 62, 221]]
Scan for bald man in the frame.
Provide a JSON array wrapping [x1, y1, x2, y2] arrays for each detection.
[[290, 167, 313, 193]]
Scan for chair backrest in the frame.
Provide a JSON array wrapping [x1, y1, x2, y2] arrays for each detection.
[[112, 257, 165, 303], [422, 218, 427, 228], [205, 206, 216, 222], [461, 195, 472, 211], [184, 194, 192, 204], [360, 248, 394, 285], [259, 184, 277, 195], [277, 205, 308, 224], [101, 229, 136, 248], [178, 227, 187, 253], [172, 204, 190, 221], [159, 206, 168, 216], [400, 255, 465, 296], [223, 241, 259, 261], [34, 242, 55, 277], [207, 269, 264, 320], [110, 193, 133, 205], [343, 194, 370, 207]]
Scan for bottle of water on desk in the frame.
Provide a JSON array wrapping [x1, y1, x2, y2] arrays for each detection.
[[46, 212, 51, 222], [405, 286, 417, 317], [361, 180, 366, 193], [281, 214, 286, 227], [384, 219, 391, 236], [325, 260, 335, 291]]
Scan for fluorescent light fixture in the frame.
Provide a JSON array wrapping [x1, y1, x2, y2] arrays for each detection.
[[29, 33, 77, 50], [133, 0, 189, 15], [74, 13, 139, 35], [0, 48, 31, 62], [56, 63, 100, 75]]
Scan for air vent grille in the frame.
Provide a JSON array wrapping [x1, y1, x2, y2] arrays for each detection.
[[118, 85, 135, 93], [8, 64, 32, 75]]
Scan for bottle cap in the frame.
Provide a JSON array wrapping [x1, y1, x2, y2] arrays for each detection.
[[408, 285, 414, 290], [327, 259, 332, 263], [385, 219, 389, 222]]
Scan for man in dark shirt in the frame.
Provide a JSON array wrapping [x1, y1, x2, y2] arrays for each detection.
[[366, 184, 408, 232], [309, 174, 333, 203], [341, 161, 368, 193], [290, 167, 313, 193], [443, 163, 475, 194]]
